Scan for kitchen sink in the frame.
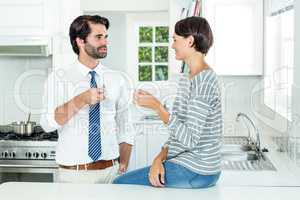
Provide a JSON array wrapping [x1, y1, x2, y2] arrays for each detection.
[[221, 136, 276, 171], [222, 144, 254, 152], [222, 151, 259, 162]]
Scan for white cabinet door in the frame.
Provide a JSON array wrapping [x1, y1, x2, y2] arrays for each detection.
[[168, 0, 264, 75], [146, 124, 169, 165], [203, 0, 263, 75], [267, 0, 294, 15], [127, 124, 148, 171], [52, 0, 81, 69], [0, 0, 58, 36], [128, 123, 169, 171], [132, 129, 148, 170]]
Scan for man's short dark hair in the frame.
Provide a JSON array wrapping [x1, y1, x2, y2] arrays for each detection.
[[175, 16, 213, 54], [69, 15, 110, 55]]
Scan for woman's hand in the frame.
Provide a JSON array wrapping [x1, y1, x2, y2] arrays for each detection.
[[134, 89, 170, 124], [148, 159, 165, 187], [133, 89, 161, 111]]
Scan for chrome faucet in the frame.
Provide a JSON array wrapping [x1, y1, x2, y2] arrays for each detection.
[[236, 112, 261, 155]]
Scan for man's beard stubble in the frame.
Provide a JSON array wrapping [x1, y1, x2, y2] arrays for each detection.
[[84, 43, 107, 59]]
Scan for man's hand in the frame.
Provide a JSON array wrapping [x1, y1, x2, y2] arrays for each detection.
[[80, 88, 105, 105], [118, 162, 128, 174], [118, 143, 132, 174]]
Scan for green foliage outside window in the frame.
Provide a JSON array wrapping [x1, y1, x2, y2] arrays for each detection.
[[139, 27, 153, 43], [138, 26, 169, 81], [155, 27, 169, 43], [138, 47, 152, 62], [139, 65, 152, 81], [155, 46, 168, 62], [155, 65, 168, 81]]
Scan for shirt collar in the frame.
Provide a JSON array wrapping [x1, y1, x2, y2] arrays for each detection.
[[76, 59, 107, 77]]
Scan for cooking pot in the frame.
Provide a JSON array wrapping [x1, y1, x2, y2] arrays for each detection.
[[0, 125, 13, 133], [11, 121, 36, 136]]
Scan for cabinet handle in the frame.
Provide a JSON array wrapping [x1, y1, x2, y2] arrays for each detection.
[[138, 132, 144, 135]]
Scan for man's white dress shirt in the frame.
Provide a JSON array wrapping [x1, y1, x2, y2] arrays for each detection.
[[40, 60, 134, 166]]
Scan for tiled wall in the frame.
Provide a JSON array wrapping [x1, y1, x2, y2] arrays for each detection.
[[136, 74, 265, 137], [0, 57, 52, 125]]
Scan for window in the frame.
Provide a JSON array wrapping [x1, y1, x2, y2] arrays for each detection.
[[138, 26, 169, 81], [126, 12, 169, 84], [264, 7, 294, 120]]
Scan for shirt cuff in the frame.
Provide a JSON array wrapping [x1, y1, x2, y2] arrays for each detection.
[[167, 113, 178, 130], [40, 112, 62, 132], [118, 133, 135, 145]]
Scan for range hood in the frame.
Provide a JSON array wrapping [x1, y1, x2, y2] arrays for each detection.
[[0, 36, 52, 57]]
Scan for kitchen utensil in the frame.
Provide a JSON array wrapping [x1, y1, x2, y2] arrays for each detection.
[[11, 121, 27, 135], [0, 125, 13, 133], [27, 112, 31, 124], [11, 116, 37, 136]]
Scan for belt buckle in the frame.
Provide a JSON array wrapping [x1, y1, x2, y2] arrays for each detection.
[[74, 164, 88, 171]]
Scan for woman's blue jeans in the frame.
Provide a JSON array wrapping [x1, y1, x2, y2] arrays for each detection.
[[113, 161, 221, 189]]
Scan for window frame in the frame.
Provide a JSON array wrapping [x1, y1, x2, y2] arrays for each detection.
[[138, 25, 169, 82], [125, 12, 169, 85], [264, 7, 294, 121]]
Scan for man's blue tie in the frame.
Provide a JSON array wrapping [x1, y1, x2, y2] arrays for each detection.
[[88, 71, 101, 161]]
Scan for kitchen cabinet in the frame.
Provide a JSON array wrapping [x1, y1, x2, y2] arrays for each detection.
[[128, 122, 169, 171], [82, 0, 169, 12], [0, 0, 81, 67], [203, 0, 263, 75], [267, 0, 294, 15], [168, 0, 264, 75], [128, 126, 147, 170], [146, 124, 169, 164], [52, 0, 82, 69], [0, 0, 58, 36]]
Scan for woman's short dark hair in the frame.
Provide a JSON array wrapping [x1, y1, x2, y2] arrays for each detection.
[[69, 15, 110, 55], [175, 16, 213, 54]]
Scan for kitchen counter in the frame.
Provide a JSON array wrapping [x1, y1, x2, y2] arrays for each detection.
[[217, 130, 300, 187], [130, 107, 300, 187], [1, 107, 299, 199], [0, 182, 300, 200]]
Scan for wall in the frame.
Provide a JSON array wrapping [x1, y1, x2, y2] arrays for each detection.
[[0, 58, 276, 139], [83, 9, 269, 139], [85, 12, 127, 72], [0, 57, 51, 124], [81, 0, 169, 12], [252, 0, 291, 137], [219, 76, 265, 137], [290, 0, 300, 137]]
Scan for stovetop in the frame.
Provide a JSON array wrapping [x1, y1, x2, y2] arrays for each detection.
[[0, 127, 58, 142], [0, 126, 58, 161]]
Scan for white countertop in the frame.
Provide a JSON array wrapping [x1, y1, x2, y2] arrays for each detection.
[[0, 182, 300, 200], [217, 132, 300, 187], [1, 108, 299, 199], [131, 108, 300, 187]]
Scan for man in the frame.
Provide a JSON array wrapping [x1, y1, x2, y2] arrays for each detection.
[[40, 15, 134, 183]]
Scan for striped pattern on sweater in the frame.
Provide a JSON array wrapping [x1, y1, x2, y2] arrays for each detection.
[[165, 69, 223, 175]]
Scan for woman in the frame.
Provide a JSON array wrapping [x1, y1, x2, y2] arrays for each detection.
[[113, 16, 223, 189]]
